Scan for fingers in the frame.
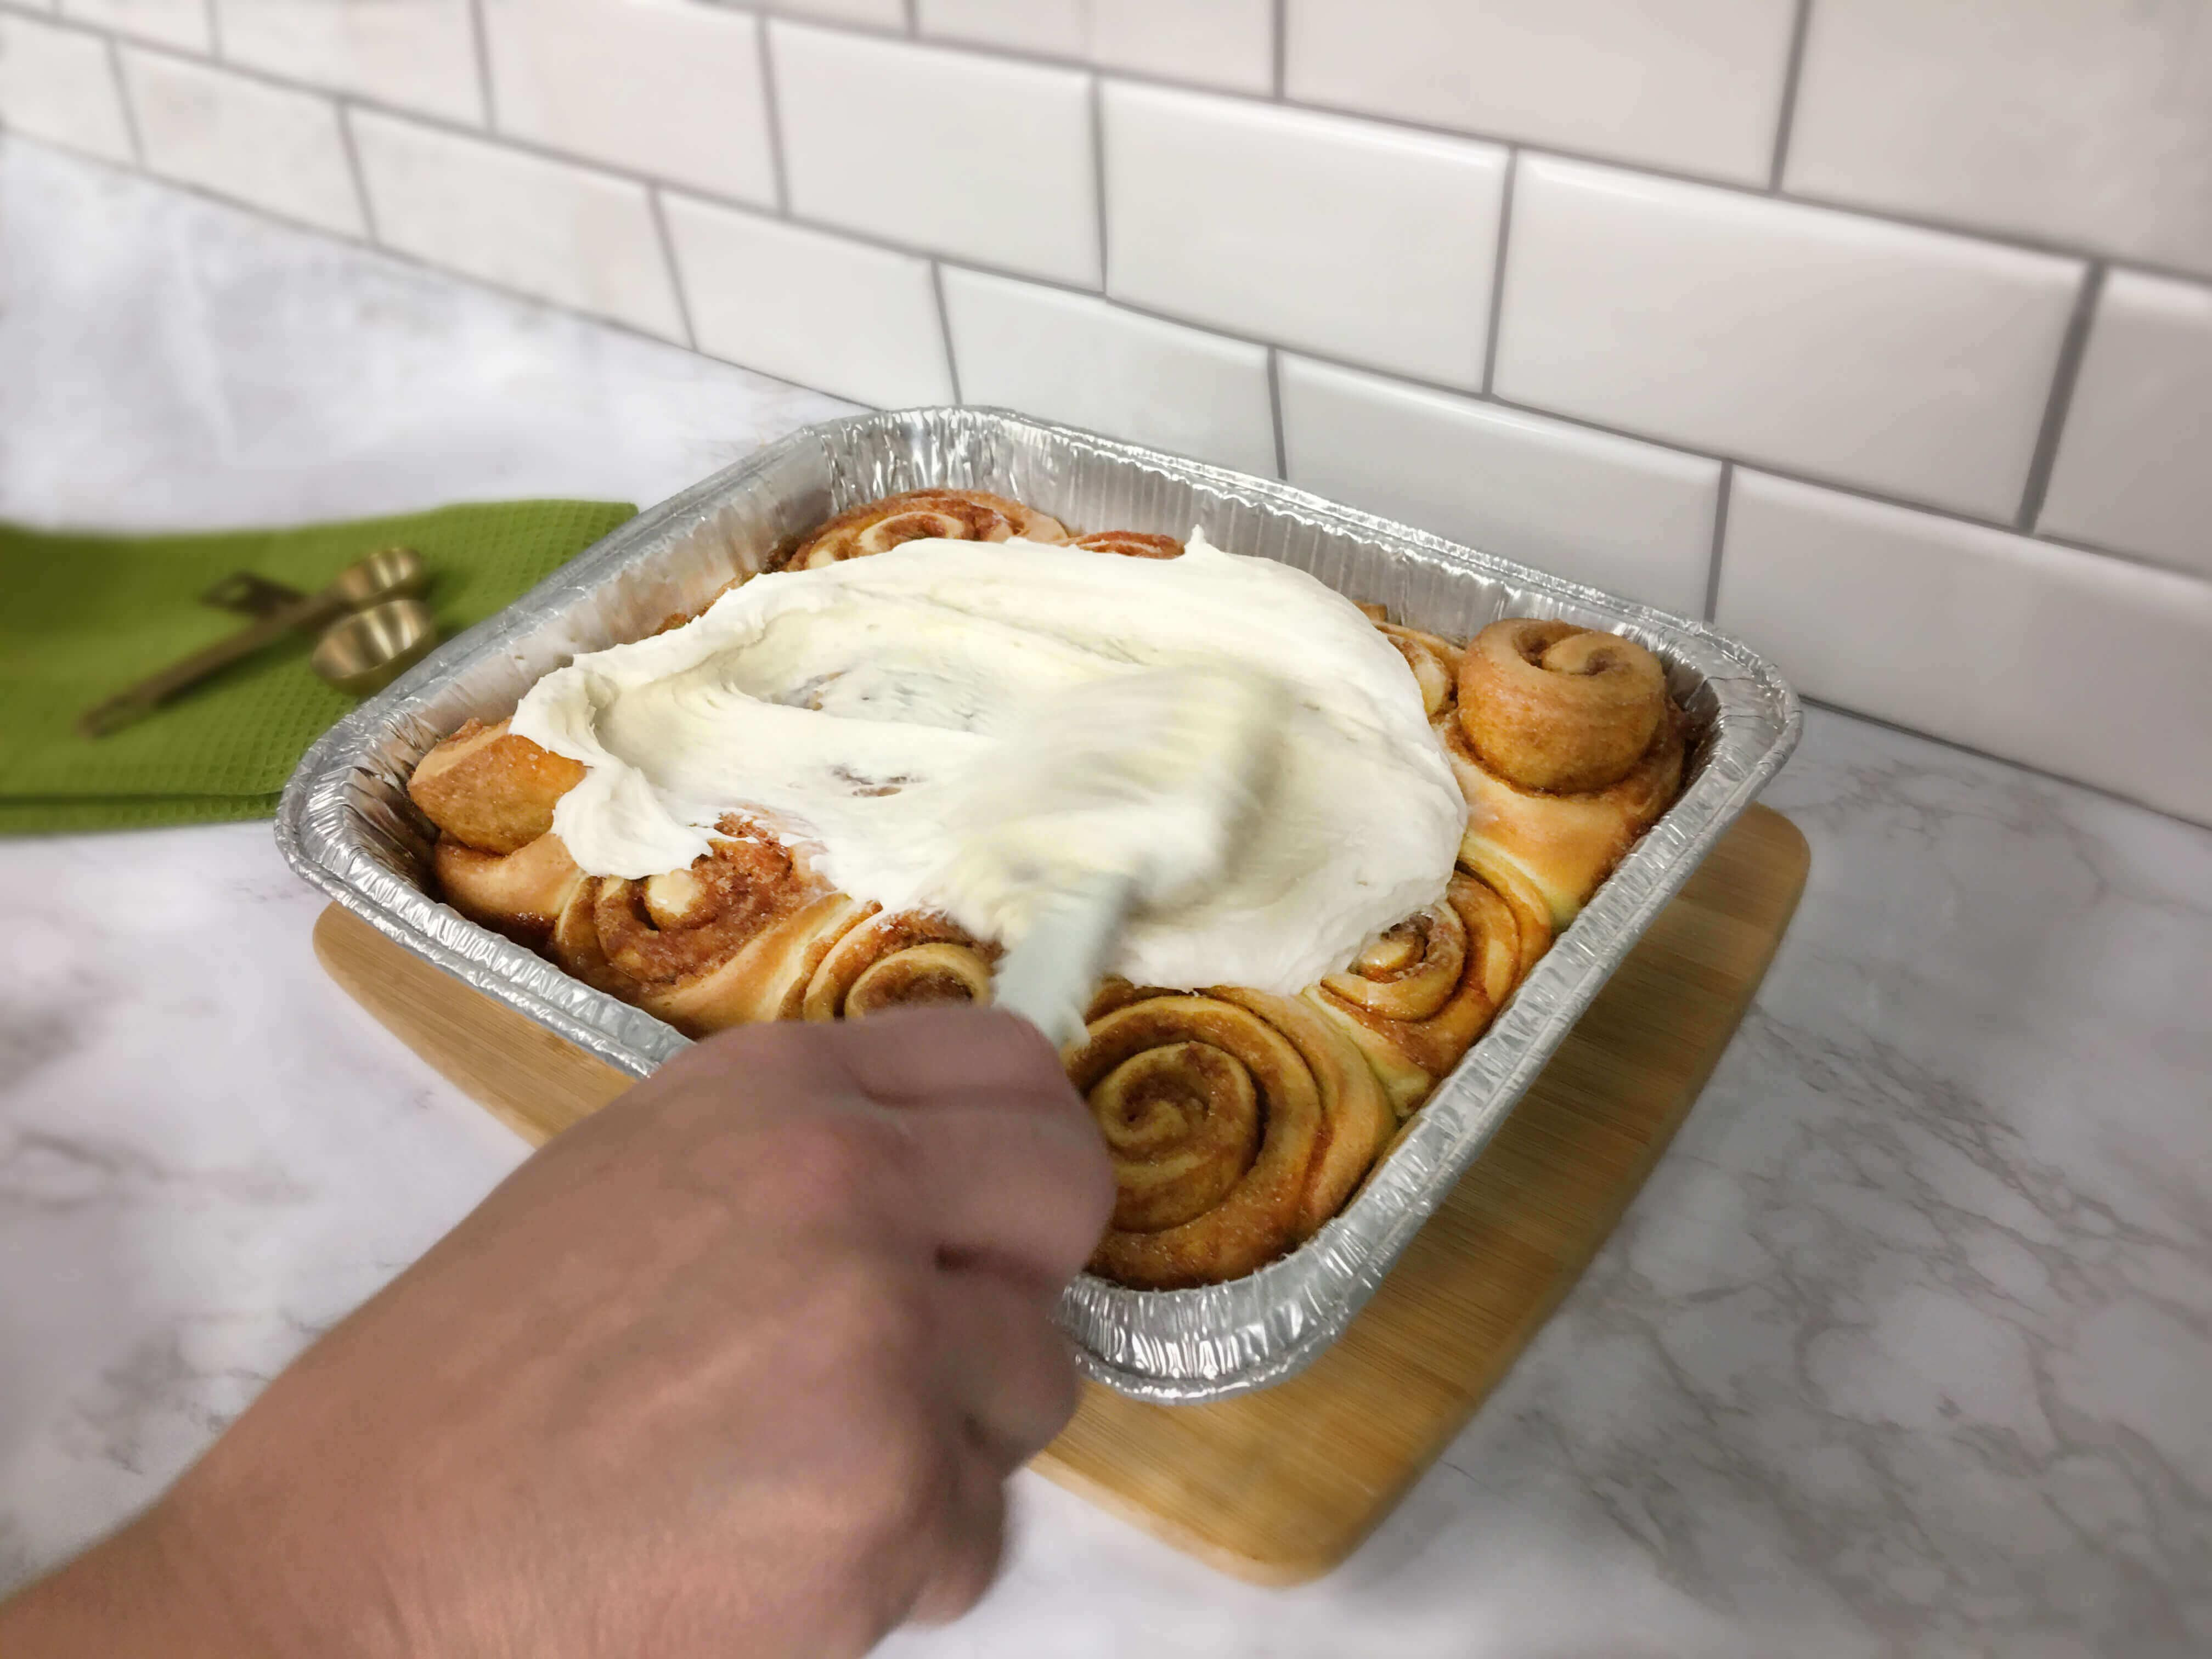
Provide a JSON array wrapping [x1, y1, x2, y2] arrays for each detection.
[[814, 1007, 1080, 1113], [906, 1104, 1114, 1290], [905, 1446, 1006, 1628], [931, 1270, 1084, 1474]]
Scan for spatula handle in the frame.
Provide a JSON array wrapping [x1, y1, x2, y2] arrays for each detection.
[[992, 873, 1133, 1049]]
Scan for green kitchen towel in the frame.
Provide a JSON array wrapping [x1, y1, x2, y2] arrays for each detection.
[[0, 499, 636, 835]]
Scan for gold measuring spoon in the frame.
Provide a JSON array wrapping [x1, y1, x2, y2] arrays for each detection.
[[311, 597, 439, 696], [78, 546, 428, 737]]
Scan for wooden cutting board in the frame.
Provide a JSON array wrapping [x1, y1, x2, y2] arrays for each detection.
[[315, 803, 1808, 1585]]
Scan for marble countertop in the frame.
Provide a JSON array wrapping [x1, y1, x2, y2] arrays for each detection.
[[4, 140, 2207, 1657]]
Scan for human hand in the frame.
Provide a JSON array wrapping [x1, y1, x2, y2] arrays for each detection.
[[0, 1007, 1113, 1658]]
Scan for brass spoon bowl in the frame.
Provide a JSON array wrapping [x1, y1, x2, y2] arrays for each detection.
[[311, 598, 439, 696]]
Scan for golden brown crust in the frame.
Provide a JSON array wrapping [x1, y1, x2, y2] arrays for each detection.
[[1444, 702, 1685, 929], [1304, 872, 1539, 1116], [1378, 621, 1464, 722], [800, 907, 998, 1019], [1455, 619, 1668, 794], [408, 718, 587, 855], [1068, 989, 1391, 1289], [433, 832, 585, 946], [1066, 529, 1184, 560], [781, 488, 1066, 570]]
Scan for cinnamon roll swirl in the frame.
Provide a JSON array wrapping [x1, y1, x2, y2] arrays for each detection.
[[1304, 872, 1545, 1115], [1068, 989, 1391, 1289], [1446, 619, 1685, 928], [800, 907, 998, 1019], [1066, 530, 1183, 560], [550, 831, 864, 1036], [782, 488, 1066, 570], [434, 833, 585, 947]]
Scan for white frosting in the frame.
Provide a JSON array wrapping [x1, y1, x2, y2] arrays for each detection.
[[511, 532, 1464, 994]]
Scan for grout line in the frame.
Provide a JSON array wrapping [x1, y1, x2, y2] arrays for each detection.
[[1702, 462, 1734, 621], [1087, 71, 1109, 288], [903, 0, 917, 36], [1266, 348, 1288, 479], [756, 14, 793, 215], [929, 259, 963, 403], [466, 0, 498, 129], [15, 0, 2212, 289], [103, 36, 146, 167], [647, 184, 699, 351], [2015, 261, 2106, 531], [1766, 0, 1813, 191], [334, 100, 380, 244], [1271, 0, 1287, 99], [1480, 150, 1517, 393], [204, 0, 221, 58]]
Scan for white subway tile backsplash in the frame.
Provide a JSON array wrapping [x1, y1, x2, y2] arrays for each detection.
[[0, 13, 134, 163], [1785, 0, 2212, 279], [1285, 0, 1797, 188], [1717, 471, 2212, 826], [762, 0, 905, 27], [1493, 156, 2083, 522], [61, 0, 208, 52], [663, 195, 951, 407], [921, 0, 1273, 93], [484, 0, 775, 208], [1092, 1, 1272, 95], [941, 266, 1276, 475], [1279, 355, 1719, 617], [350, 111, 685, 342], [770, 22, 1099, 286], [121, 49, 362, 238], [1103, 83, 1504, 389], [918, 0, 1085, 59], [215, 0, 482, 126], [2040, 273, 2212, 582]]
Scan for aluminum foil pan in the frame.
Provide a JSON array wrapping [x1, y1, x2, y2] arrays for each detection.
[[278, 408, 1800, 1403]]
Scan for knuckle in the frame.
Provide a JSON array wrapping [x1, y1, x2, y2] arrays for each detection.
[[762, 1114, 912, 1226]]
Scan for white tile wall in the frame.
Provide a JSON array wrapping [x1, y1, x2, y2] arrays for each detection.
[[121, 48, 362, 237], [941, 266, 1276, 476], [61, 0, 208, 51], [0, 13, 134, 163], [1717, 471, 2212, 826], [1279, 356, 1720, 617], [770, 22, 1099, 286], [1494, 155, 2083, 522], [483, 0, 776, 208], [2040, 273, 2212, 583], [918, 0, 1085, 58], [1285, 0, 1798, 188], [1091, 0, 1272, 95], [760, 0, 905, 28], [14, 0, 2212, 823], [349, 111, 685, 342], [663, 194, 952, 408], [1786, 0, 2212, 280], [215, 0, 482, 126], [921, 0, 1274, 93], [1103, 83, 1505, 388]]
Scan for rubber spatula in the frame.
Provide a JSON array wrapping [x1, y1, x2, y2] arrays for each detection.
[[943, 665, 1285, 1048]]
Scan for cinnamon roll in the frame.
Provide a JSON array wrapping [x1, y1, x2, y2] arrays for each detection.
[[551, 831, 864, 1036], [1068, 989, 1391, 1289], [434, 832, 585, 947], [1304, 872, 1546, 1115], [800, 907, 997, 1019], [409, 718, 585, 855], [782, 488, 1066, 570], [1447, 619, 1685, 928], [1066, 530, 1183, 560], [1378, 621, 1463, 722]]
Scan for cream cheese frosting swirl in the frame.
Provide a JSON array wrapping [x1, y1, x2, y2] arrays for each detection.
[[511, 532, 1464, 995]]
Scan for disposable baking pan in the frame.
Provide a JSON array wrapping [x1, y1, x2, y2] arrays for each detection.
[[278, 408, 1800, 1403]]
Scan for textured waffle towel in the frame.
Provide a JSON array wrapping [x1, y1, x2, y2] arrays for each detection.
[[0, 500, 635, 834]]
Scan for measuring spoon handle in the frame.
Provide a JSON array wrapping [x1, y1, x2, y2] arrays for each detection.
[[78, 589, 347, 738]]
